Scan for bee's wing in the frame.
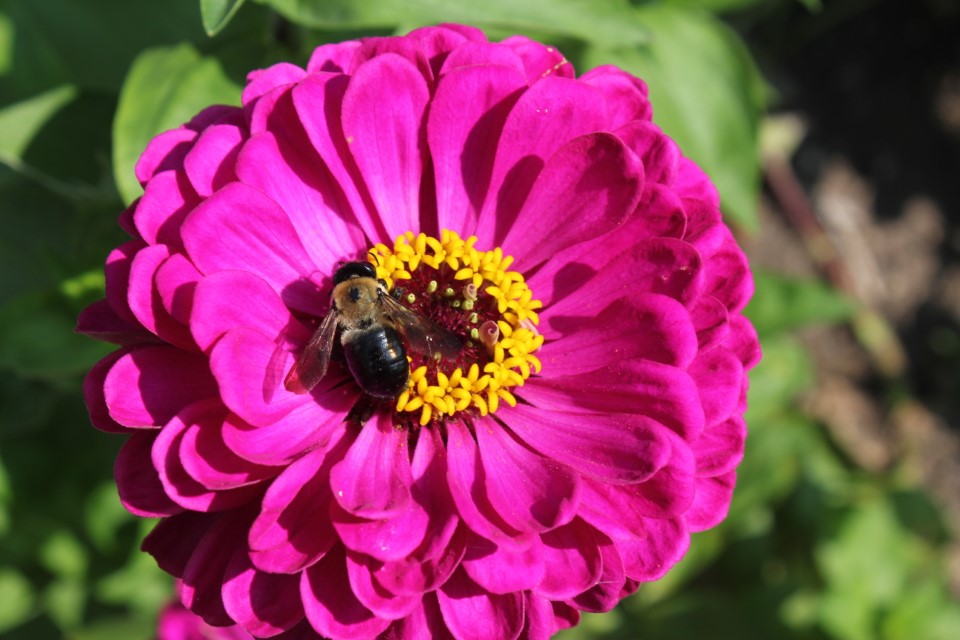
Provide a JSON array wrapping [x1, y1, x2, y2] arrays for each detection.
[[284, 309, 338, 393], [381, 294, 461, 361]]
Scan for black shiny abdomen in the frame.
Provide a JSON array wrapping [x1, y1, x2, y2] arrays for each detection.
[[342, 326, 408, 399]]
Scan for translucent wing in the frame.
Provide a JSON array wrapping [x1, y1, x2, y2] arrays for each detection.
[[380, 294, 461, 361], [284, 309, 338, 393]]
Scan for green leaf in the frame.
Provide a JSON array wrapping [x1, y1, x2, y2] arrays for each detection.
[[746, 270, 855, 336], [260, 0, 650, 47], [0, 569, 35, 633], [744, 336, 813, 420], [664, 0, 773, 11], [201, 0, 249, 36], [583, 4, 765, 230], [0, 86, 78, 163], [112, 43, 241, 204]]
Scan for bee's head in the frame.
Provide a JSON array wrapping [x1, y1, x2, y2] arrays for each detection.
[[333, 261, 377, 285]]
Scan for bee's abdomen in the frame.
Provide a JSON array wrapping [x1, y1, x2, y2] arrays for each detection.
[[343, 327, 409, 399]]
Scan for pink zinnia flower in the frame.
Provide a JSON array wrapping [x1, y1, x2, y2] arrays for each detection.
[[80, 24, 759, 639]]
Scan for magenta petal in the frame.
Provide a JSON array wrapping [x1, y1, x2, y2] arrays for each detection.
[[437, 568, 523, 640], [551, 601, 581, 632], [242, 62, 306, 112], [84, 350, 133, 433], [428, 63, 525, 234], [133, 170, 199, 249], [332, 500, 429, 563], [577, 478, 651, 541], [127, 244, 197, 350], [502, 403, 671, 484], [501, 35, 574, 82], [520, 360, 705, 441], [476, 420, 580, 533], [248, 438, 349, 574], [689, 347, 744, 427], [439, 41, 526, 76], [307, 41, 361, 73], [382, 596, 451, 640], [374, 525, 466, 597], [534, 518, 603, 600], [691, 294, 730, 350], [155, 253, 200, 326], [568, 532, 626, 613], [694, 415, 747, 477], [342, 53, 429, 238], [222, 546, 305, 637], [135, 128, 195, 185], [521, 593, 557, 640], [330, 412, 414, 519], [615, 517, 690, 582], [725, 314, 762, 370], [183, 123, 244, 197], [614, 430, 697, 519], [142, 511, 217, 577], [538, 294, 699, 374], [115, 432, 182, 517], [237, 129, 367, 276], [614, 121, 678, 186], [302, 544, 391, 640], [76, 299, 155, 346], [703, 236, 753, 313], [580, 65, 652, 128], [686, 471, 737, 532], [182, 182, 324, 316], [182, 509, 251, 627], [104, 239, 145, 327], [104, 345, 216, 427], [192, 271, 309, 352], [180, 411, 278, 491], [152, 400, 264, 512], [346, 551, 420, 620], [445, 420, 530, 550], [499, 132, 643, 268], [461, 533, 545, 594]]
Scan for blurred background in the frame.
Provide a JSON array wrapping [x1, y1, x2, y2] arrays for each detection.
[[1, 0, 958, 638]]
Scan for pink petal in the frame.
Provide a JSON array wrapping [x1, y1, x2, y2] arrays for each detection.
[[374, 525, 466, 597], [568, 531, 626, 613], [445, 420, 531, 550], [534, 518, 603, 600], [580, 65, 652, 128], [84, 350, 133, 433], [689, 347, 744, 427], [183, 123, 244, 197], [223, 547, 305, 637], [142, 511, 217, 577], [546, 238, 704, 317], [614, 121, 678, 186], [693, 415, 747, 477], [127, 244, 197, 350], [691, 295, 730, 350], [538, 293, 699, 374], [520, 360, 705, 441], [152, 400, 265, 512], [182, 509, 251, 627], [301, 544, 391, 640], [551, 601, 581, 632], [307, 41, 362, 73], [332, 501, 429, 563], [330, 411, 414, 519], [381, 596, 451, 640], [521, 593, 556, 640], [242, 62, 306, 112], [613, 429, 697, 519], [181, 182, 324, 316], [502, 403, 672, 484], [725, 314, 762, 370], [292, 73, 384, 242], [686, 471, 737, 532], [76, 298, 155, 346], [346, 551, 420, 620], [703, 237, 753, 313], [437, 569, 523, 640], [501, 35, 574, 82], [461, 533, 545, 594], [135, 128, 195, 185], [498, 132, 644, 268], [341, 53, 430, 239], [476, 420, 580, 534], [191, 270, 309, 352], [438, 42, 526, 77], [351, 37, 434, 84], [104, 345, 216, 427], [104, 239, 145, 327], [179, 406, 278, 491], [474, 76, 609, 244], [428, 63, 525, 234], [577, 477, 651, 541], [248, 438, 349, 574], [615, 517, 690, 582], [133, 170, 200, 250], [236, 128, 367, 276], [115, 432, 182, 517], [155, 253, 201, 325]]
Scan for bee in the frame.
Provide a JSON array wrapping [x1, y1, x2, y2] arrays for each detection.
[[284, 261, 461, 399]]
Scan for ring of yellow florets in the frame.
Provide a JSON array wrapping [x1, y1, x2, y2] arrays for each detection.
[[369, 230, 544, 427]]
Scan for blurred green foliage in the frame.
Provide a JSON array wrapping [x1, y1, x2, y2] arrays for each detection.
[[0, 0, 956, 638]]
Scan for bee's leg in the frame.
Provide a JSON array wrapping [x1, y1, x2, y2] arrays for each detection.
[[345, 395, 379, 426]]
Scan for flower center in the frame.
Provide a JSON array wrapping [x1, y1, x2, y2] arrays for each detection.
[[369, 230, 544, 427]]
